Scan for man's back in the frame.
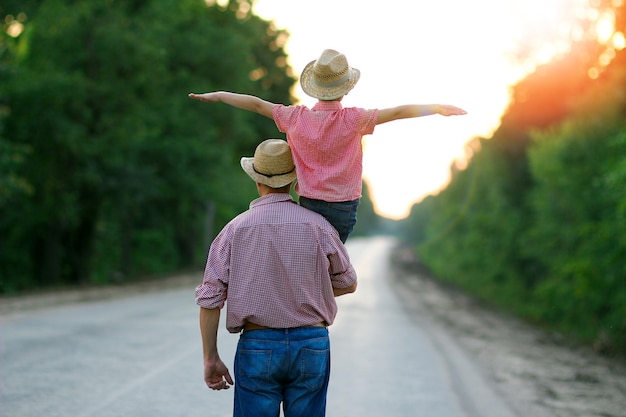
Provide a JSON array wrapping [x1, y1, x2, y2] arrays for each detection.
[[199, 193, 356, 333]]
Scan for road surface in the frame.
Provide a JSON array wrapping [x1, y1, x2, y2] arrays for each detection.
[[0, 237, 521, 416]]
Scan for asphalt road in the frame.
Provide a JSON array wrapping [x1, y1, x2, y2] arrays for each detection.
[[1, 236, 517, 417]]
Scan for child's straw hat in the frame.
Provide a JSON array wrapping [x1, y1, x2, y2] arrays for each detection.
[[300, 49, 360, 100]]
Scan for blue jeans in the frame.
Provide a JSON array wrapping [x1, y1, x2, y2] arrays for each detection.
[[299, 197, 359, 243], [234, 327, 331, 417]]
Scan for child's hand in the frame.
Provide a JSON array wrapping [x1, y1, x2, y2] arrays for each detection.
[[188, 92, 220, 102], [437, 105, 467, 116]]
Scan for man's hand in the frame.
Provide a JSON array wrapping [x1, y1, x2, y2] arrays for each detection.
[[437, 104, 467, 116], [204, 358, 234, 391], [188, 92, 220, 102]]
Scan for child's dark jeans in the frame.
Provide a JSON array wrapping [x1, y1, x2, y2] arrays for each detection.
[[299, 197, 359, 243]]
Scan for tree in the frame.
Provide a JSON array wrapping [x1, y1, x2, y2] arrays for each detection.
[[351, 180, 381, 238], [1, 0, 294, 291]]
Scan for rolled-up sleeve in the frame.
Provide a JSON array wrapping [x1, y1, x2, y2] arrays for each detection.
[[195, 227, 232, 309], [325, 235, 357, 289]]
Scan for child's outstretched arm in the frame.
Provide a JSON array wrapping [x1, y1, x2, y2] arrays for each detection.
[[377, 104, 466, 125], [188, 91, 275, 119]]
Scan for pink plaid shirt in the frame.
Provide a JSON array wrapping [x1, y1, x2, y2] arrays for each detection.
[[195, 193, 357, 333], [272, 101, 379, 202]]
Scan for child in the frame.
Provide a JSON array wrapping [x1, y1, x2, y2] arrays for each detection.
[[189, 49, 466, 242]]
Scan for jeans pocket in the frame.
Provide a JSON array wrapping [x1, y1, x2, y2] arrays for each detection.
[[298, 348, 330, 391], [237, 349, 272, 392]]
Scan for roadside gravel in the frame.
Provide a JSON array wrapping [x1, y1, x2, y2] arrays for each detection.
[[0, 274, 200, 319], [390, 244, 626, 417]]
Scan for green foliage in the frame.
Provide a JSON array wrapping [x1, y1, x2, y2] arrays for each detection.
[[412, 141, 529, 305], [351, 180, 381, 238], [0, 139, 32, 206], [0, 0, 294, 292], [524, 114, 626, 349], [401, 4, 626, 354]]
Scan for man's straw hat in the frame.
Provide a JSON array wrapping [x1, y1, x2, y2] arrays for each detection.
[[240, 139, 296, 188], [300, 49, 360, 100]]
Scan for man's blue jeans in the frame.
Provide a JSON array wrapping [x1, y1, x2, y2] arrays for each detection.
[[233, 327, 331, 417], [299, 197, 359, 243]]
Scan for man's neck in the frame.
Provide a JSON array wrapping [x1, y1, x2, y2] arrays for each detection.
[[257, 183, 292, 197]]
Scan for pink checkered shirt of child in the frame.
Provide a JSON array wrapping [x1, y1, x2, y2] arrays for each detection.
[[195, 193, 357, 333], [272, 101, 379, 202]]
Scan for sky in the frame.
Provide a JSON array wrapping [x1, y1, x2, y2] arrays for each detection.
[[250, 0, 591, 219]]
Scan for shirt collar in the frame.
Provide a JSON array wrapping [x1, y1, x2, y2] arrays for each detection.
[[312, 101, 344, 111], [249, 193, 295, 209]]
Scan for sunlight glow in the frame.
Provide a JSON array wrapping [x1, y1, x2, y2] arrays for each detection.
[[596, 11, 616, 44], [613, 32, 626, 50], [6, 20, 23, 37], [5, 14, 25, 38], [253, 0, 591, 219], [205, 0, 228, 8], [599, 48, 616, 66]]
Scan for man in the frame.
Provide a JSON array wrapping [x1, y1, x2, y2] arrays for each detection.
[[196, 139, 358, 417]]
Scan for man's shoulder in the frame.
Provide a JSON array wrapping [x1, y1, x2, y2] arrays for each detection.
[[292, 203, 340, 235], [231, 202, 335, 238], [262, 199, 335, 227]]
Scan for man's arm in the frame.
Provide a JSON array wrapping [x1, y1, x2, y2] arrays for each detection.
[[377, 104, 466, 125], [199, 307, 233, 390], [188, 91, 275, 119], [333, 281, 357, 297], [328, 242, 358, 297]]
